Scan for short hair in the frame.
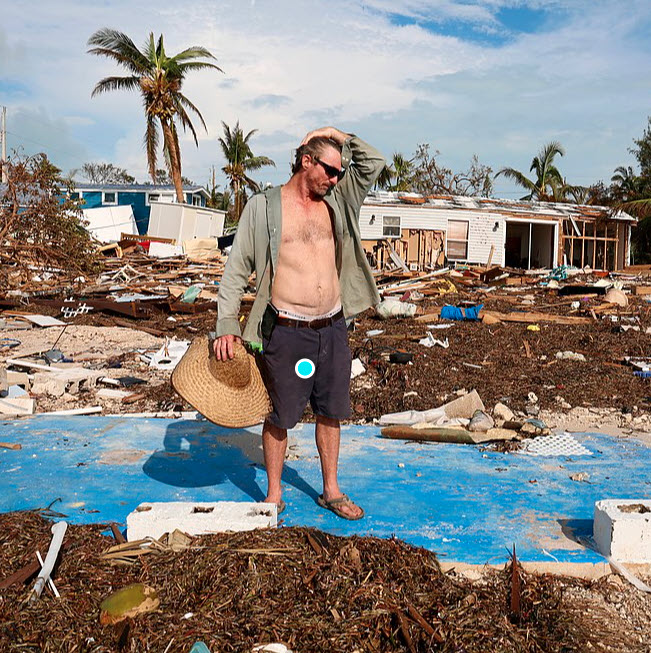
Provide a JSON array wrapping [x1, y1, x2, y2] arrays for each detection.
[[292, 137, 342, 175]]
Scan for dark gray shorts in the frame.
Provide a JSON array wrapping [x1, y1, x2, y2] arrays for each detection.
[[261, 317, 352, 429]]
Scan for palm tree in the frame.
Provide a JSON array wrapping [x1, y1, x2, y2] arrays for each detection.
[[375, 153, 413, 192], [218, 121, 275, 220], [496, 141, 565, 201], [392, 153, 414, 192], [611, 166, 641, 201], [87, 28, 222, 203]]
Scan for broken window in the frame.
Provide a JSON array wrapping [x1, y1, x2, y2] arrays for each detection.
[[447, 220, 469, 260], [382, 215, 401, 238]]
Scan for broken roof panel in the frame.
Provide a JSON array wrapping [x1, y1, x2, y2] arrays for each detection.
[[364, 191, 637, 223]]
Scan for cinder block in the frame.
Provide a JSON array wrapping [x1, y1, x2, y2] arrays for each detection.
[[593, 499, 651, 563], [126, 501, 277, 541]]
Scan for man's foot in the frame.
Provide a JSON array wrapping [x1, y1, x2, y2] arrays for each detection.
[[317, 494, 364, 520], [264, 498, 285, 515]]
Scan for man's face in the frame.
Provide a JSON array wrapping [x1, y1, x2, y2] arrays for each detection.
[[304, 146, 343, 197]]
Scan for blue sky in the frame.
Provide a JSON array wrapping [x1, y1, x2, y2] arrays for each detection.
[[1, 0, 650, 198]]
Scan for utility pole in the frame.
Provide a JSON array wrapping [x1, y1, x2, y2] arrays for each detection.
[[0, 106, 6, 184]]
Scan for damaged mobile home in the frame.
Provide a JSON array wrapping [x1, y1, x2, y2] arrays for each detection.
[[359, 192, 637, 272]]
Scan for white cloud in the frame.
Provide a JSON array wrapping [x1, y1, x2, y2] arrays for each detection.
[[1, 0, 649, 195]]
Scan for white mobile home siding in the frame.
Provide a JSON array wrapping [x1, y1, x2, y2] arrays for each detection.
[[359, 204, 506, 266]]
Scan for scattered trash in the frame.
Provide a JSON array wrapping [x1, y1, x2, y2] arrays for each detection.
[[555, 351, 586, 362], [181, 285, 203, 304], [604, 288, 628, 307], [468, 410, 495, 432], [190, 643, 211, 653], [99, 583, 160, 624], [145, 339, 190, 370], [418, 332, 449, 348], [389, 351, 413, 364], [30, 520, 67, 602], [375, 298, 417, 319], [440, 304, 483, 321], [526, 325, 540, 331], [350, 358, 366, 379], [252, 644, 294, 653]]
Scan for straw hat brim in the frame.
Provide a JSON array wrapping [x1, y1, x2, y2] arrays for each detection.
[[172, 337, 271, 428]]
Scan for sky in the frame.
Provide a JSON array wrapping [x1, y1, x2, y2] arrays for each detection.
[[1, 0, 650, 198]]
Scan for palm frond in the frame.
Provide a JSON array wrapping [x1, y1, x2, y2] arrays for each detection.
[[87, 28, 149, 73], [174, 46, 218, 62], [618, 197, 651, 217], [171, 99, 199, 145], [244, 155, 275, 171], [175, 93, 207, 130], [174, 60, 224, 74], [495, 167, 536, 191], [91, 75, 140, 97]]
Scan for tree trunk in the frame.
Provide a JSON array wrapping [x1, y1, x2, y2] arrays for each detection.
[[161, 119, 184, 204], [233, 179, 242, 221]]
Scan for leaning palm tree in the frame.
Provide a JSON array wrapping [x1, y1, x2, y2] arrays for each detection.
[[218, 121, 275, 220], [496, 141, 565, 201], [88, 28, 222, 203]]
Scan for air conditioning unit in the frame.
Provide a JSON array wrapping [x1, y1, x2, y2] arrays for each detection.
[[409, 263, 419, 271]]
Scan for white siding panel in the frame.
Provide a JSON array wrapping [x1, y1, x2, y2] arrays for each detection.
[[467, 212, 505, 266], [360, 203, 507, 265]]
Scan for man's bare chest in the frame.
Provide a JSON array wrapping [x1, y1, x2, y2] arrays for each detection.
[[280, 203, 334, 247]]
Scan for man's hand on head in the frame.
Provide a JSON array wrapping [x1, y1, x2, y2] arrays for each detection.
[[213, 334, 242, 361], [301, 126, 350, 147]]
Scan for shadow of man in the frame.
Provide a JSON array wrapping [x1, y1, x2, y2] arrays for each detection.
[[143, 419, 319, 503]]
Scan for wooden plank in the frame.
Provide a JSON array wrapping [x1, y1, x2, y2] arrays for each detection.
[[481, 310, 591, 325], [634, 286, 651, 296]]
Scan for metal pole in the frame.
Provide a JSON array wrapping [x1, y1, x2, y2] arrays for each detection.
[[1, 106, 6, 184]]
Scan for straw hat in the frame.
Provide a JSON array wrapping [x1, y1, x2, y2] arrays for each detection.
[[172, 337, 271, 427]]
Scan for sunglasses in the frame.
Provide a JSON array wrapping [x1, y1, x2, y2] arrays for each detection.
[[313, 156, 345, 181]]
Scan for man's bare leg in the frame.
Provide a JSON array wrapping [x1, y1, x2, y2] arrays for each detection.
[[262, 418, 287, 505], [315, 415, 363, 519]]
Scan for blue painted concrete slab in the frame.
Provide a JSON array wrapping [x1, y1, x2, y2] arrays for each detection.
[[1, 416, 650, 565]]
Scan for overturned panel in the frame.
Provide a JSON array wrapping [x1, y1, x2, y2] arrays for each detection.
[[126, 501, 277, 541]]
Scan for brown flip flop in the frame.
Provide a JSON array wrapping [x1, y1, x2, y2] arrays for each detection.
[[317, 494, 364, 520]]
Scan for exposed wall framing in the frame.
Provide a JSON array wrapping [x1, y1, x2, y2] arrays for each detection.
[[561, 218, 619, 270]]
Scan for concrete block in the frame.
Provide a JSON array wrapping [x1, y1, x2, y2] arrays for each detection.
[[126, 501, 277, 541], [594, 499, 651, 563]]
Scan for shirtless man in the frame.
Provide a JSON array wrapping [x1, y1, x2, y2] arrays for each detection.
[[214, 126, 385, 519]]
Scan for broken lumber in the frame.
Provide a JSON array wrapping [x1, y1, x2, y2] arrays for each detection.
[[480, 310, 591, 325], [380, 425, 517, 444]]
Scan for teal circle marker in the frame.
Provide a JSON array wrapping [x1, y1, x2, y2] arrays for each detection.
[[295, 358, 315, 379]]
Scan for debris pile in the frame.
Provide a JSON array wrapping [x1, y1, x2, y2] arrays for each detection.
[[0, 511, 640, 652]]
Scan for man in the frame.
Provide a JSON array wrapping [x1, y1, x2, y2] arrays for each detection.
[[214, 126, 384, 520]]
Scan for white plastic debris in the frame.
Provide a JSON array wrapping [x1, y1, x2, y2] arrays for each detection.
[[350, 358, 366, 379], [418, 332, 449, 348], [30, 521, 67, 602], [145, 339, 190, 370], [252, 644, 293, 653], [375, 298, 417, 319], [555, 351, 586, 362]]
